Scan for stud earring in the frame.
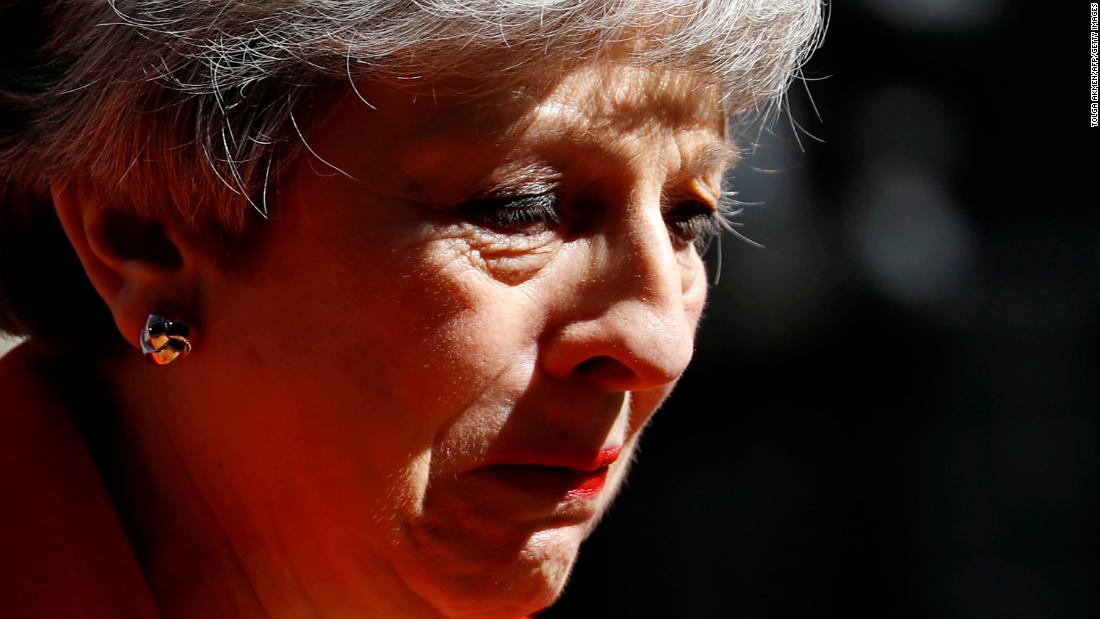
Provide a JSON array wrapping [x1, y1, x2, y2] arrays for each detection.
[[140, 313, 193, 365]]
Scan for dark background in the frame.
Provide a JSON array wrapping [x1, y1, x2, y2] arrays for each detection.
[[545, 1, 1099, 617]]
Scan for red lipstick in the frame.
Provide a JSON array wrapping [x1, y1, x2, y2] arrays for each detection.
[[565, 447, 621, 497], [591, 447, 621, 470], [566, 467, 609, 498], [476, 445, 622, 500]]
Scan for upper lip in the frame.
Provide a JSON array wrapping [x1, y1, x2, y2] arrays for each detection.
[[480, 446, 622, 472]]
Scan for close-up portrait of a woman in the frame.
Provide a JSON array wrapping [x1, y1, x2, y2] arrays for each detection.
[[0, 1, 823, 617]]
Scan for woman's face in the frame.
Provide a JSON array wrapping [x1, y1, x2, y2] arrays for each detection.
[[186, 63, 729, 617]]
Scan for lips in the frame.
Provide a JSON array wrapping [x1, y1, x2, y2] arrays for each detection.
[[474, 446, 622, 500]]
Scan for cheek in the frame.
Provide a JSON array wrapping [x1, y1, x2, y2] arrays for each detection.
[[680, 249, 709, 324], [212, 220, 535, 484], [403, 235, 548, 378], [363, 235, 550, 480]]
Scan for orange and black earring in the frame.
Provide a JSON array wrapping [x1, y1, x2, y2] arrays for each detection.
[[140, 313, 192, 365]]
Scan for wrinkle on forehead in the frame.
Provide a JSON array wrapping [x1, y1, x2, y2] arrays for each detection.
[[518, 64, 728, 136], [330, 62, 736, 197], [499, 64, 736, 178]]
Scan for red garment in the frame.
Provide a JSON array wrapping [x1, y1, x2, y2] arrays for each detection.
[[0, 343, 158, 618]]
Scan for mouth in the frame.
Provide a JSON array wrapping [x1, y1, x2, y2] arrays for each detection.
[[473, 447, 622, 500], [477, 464, 610, 499]]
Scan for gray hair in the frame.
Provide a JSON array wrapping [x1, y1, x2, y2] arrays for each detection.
[[0, 0, 823, 340], [2, 0, 823, 229]]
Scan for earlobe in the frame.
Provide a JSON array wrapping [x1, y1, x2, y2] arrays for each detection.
[[49, 182, 199, 351]]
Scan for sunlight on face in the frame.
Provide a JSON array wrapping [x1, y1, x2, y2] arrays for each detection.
[[199, 62, 733, 618]]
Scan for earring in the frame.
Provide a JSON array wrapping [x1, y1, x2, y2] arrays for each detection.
[[140, 313, 193, 365]]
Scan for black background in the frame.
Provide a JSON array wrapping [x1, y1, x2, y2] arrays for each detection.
[[545, 1, 1099, 617]]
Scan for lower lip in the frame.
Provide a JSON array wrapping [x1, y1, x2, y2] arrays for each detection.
[[476, 464, 610, 499]]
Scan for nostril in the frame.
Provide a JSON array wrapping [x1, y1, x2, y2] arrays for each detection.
[[574, 355, 636, 383], [574, 356, 608, 373]]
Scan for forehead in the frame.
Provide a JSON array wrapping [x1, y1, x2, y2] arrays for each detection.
[[523, 63, 727, 134], [310, 63, 733, 190]]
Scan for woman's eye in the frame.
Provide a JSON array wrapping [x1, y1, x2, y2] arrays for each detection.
[[459, 193, 562, 234], [665, 201, 721, 251]]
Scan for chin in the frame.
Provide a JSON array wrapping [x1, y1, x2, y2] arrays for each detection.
[[399, 522, 588, 619]]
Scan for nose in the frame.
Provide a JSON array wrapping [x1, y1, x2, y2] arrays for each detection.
[[540, 199, 703, 392]]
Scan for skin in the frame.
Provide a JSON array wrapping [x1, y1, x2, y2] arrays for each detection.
[[51, 62, 733, 618]]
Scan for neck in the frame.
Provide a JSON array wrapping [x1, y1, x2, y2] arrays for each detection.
[[72, 352, 447, 619]]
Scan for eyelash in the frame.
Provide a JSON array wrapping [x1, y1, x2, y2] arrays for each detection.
[[665, 201, 722, 251], [459, 193, 561, 233], [460, 192, 721, 250]]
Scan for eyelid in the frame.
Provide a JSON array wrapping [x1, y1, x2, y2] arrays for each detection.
[[662, 183, 720, 215], [687, 178, 722, 211], [478, 180, 558, 199], [476, 161, 562, 199]]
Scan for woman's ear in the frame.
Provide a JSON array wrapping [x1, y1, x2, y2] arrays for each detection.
[[50, 182, 203, 351]]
